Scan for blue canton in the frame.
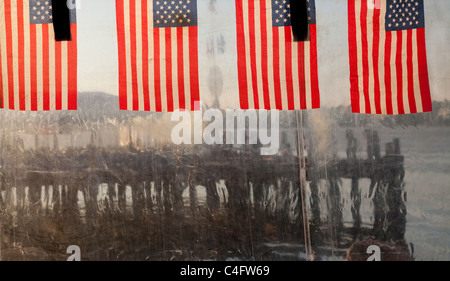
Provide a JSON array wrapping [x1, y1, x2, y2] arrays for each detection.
[[272, 0, 316, 27], [385, 0, 424, 31], [153, 0, 197, 28], [29, 0, 76, 24]]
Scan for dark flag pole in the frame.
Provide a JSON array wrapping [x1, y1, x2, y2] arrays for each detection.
[[290, 0, 309, 42], [52, 0, 72, 41]]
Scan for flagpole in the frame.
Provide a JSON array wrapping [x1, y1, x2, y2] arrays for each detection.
[[296, 109, 312, 260]]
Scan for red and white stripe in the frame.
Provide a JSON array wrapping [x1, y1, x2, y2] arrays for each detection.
[[116, 0, 200, 112], [0, 0, 77, 111], [348, 0, 432, 114], [235, 0, 320, 110]]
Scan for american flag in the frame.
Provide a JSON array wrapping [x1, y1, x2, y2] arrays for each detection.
[[116, 0, 200, 112], [235, 0, 320, 110], [0, 0, 77, 111], [348, 0, 432, 114]]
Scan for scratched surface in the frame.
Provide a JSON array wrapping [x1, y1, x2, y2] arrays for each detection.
[[0, 95, 449, 261], [0, 0, 449, 262]]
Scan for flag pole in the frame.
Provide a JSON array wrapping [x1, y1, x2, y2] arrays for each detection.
[[296, 109, 313, 260]]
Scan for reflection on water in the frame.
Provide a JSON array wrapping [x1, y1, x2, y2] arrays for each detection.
[[0, 98, 449, 261]]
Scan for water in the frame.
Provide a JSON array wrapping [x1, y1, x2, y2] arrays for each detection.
[[382, 127, 450, 260], [334, 126, 450, 260]]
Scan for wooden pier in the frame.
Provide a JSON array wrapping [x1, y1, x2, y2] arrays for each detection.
[[0, 129, 409, 260]]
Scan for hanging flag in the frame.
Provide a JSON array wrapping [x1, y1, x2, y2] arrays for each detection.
[[235, 0, 320, 110], [0, 0, 78, 111], [348, 0, 432, 114], [116, 0, 200, 112]]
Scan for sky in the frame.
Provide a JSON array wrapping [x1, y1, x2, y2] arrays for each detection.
[[76, 0, 450, 108]]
